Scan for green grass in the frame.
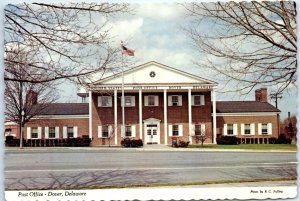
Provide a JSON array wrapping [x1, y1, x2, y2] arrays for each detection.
[[188, 144, 297, 151]]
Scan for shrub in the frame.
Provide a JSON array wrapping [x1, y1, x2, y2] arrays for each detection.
[[277, 134, 292, 144], [269, 137, 277, 144], [217, 136, 239, 145], [177, 140, 190, 148], [121, 138, 143, 147]]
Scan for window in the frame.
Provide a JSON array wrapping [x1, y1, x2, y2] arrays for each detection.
[[262, 124, 268, 134], [172, 125, 179, 136], [67, 127, 74, 138], [102, 126, 109, 137], [123, 96, 135, 107], [98, 96, 112, 107], [125, 126, 132, 137], [244, 124, 251, 135], [49, 127, 56, 138], [172, 96, 179, 106], [125, 96, 132, 106], [195, 124, 201, 135], [148, 96, 155, 106], [227, 124, 234, 135], [194, 96, 201, 105], [31, 127, 38, 138], [193, 95, 205, 106]]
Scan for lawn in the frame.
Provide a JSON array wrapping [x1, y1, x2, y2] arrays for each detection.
[[188, 144, 297, 151]]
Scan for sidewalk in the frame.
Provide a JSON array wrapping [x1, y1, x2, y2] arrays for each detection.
[[5, 145, 296, 153]]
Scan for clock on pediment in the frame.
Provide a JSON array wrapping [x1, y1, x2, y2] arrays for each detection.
[[149, 71, 156, 78]]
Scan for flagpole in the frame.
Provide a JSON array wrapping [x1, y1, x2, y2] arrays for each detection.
[[121, 50, 125, 138]]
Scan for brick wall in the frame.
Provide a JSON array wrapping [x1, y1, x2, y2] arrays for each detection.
[[216, 115, 279, 138], [25, 118, 89, 139], [91, 91, 213, 145]]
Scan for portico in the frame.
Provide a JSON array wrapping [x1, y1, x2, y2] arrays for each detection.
[[89, 61, 218, 146]]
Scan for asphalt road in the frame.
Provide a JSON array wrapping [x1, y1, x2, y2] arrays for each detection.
[[5, 149, 297, 190]]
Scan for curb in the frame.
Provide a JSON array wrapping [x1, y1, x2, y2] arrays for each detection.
[[5, 147, 297, 153]]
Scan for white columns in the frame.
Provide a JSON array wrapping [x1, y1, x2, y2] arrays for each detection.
[[88, 91, 92, 139], [212, 89, 217, 144], [114, 89, 118, 145], [188, 89, 192, 144], [139, 89, 143, 140], [164, 89, 168, 145]]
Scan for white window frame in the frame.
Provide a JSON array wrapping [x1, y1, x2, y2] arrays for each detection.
[[168, 95, 182, 106], [192, 95, 205, 106], [145, 95, 159, 106], [31, 127, 38, 139], [121, 96, 135, 107], [258, 123, 272, 135], [168, 124, 183, 137], [224, 124, 237, 136], [98, 96, 112, 107], [48, 127, 56, 138]]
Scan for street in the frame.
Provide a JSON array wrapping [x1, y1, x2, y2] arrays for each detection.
[[5, 148, 297, 190]]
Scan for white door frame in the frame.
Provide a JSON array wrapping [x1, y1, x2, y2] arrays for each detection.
[[143, 118, 161, 144]]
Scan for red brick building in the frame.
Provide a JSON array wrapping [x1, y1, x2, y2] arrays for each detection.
[[5, 61, 280, 145]]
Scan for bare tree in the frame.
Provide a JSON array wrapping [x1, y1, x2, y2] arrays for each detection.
[[5, 46, 58, 145], [4, 3, 132, 84], [183, 1, 296, 94]]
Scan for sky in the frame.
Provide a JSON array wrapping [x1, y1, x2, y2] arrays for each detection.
[[1, 1, 298, 120], [54, 2, 298, 120]]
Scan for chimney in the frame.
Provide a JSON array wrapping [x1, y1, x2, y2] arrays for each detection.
[[255, 88, 268, 102], [26, 90, 38, 105]]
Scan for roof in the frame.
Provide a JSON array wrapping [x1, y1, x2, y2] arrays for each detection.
[[216, 101, 280, 113], [35, 103, 89, 115]]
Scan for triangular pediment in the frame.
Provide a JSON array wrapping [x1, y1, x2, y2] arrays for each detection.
[[93, 61, 217, 85]]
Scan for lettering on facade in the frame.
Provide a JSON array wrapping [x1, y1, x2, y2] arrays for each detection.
[[193, 85, 212, 89], [169, 86, 181, 89], [98, 85, 213, 90]]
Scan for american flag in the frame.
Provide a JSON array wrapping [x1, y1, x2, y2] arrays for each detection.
[[121, 42, 134, 56]]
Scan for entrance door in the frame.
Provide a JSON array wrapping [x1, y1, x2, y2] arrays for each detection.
[[146, 124, 159, 144]]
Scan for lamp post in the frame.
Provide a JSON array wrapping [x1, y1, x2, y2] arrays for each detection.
[[20, 110, 25, 149]]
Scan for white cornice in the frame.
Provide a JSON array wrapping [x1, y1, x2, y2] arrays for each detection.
[[33, 115, 89, 119], [214, 112, 280, 117]]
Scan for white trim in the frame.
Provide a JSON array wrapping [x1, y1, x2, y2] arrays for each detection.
[[131, 125, 136, 137], [139, 89, 143, 140], [188, 89, 192, 143], [33, 115, 89, 119], [98, 126, 102, 138], [250, 123, 255, 135], [164, 89, 168, 145], [223, 124, 227, 136], [215, 112, 280, 117], [168, 125, 172, 137], [89, 91, 92, 139], [233, 124, 238, 136], [93, 61, 218, 85], [212, 89, 217, 144], [37, 127, 42, 139], [240, 124, 245, 135], [201, 124, 206, 135], [55, 126, 59, 138], [267, 123, 272, 135], [74, 126, 78, 138], [258, 123, 262, 135], [45, 127, 49, 139], [178, 124, 183, 137], [27, 127, 31, 139], [114, 89, 118, 145], [63, 126, 67, 139]]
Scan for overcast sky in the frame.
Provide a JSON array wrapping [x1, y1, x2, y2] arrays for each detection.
[[1, 1, 298, 120]]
